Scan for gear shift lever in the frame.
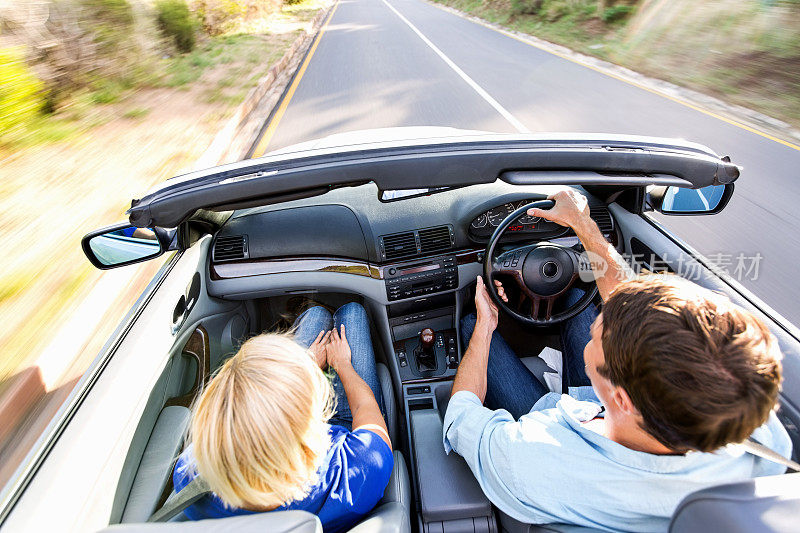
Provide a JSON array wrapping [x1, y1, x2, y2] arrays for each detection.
[[420, 328, 435, 351], [415, 327, 437, 372]]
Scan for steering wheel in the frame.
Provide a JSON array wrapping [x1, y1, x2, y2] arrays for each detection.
[[483, 200, 598, 325]]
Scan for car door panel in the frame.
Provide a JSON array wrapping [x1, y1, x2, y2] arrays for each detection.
[[109, 308, 250, 524], [610, 204, 800, 460]]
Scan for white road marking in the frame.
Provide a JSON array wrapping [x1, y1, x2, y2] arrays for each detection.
[[381, 0, 530, 134]]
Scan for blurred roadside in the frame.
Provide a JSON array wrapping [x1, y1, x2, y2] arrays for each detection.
[[0, 0, 327, 487], [432, 0, 800, 135]]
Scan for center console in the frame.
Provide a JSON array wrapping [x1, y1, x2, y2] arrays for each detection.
[[380, 257, 498, 533], [386, 293, 461, 383]]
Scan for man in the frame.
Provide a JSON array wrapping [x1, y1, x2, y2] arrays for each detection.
[[444, 189, 792, 532]]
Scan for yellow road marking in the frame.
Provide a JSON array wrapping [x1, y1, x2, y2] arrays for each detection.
[[251, 2, 340, 158], [427, 2, 800, 153]]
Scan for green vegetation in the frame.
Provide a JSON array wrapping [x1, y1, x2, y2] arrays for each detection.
[[163, 44, 223, 86], [90, 78, 131, 104], [0, 47, 46, 143], [510, 0, 542, 16], [122, 107, 150, 119], [600, 4, 633, 23], [162, 31, 295, 87], [83, 0, 135, 52], [156, 0, 198, 52]]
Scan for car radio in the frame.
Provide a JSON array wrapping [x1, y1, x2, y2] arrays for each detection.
[[384, 255, 458, 301]]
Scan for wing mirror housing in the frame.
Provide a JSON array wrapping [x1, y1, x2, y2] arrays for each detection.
[[648, 183, 734, 216], [82, 223, 173, 270]]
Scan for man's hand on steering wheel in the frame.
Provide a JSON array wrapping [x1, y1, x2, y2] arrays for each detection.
[[526, 189, 592, 232], [475, 276, 507, 335]]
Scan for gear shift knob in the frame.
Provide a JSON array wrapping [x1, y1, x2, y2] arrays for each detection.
[[420, 328, 435, 350]]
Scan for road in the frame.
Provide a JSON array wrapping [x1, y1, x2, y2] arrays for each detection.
[[254, 0, 800, 326]]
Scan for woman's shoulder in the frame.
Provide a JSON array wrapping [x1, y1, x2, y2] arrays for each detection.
[[324, 425, 394, 483]]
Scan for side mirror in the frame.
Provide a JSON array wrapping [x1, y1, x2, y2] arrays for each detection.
[[651, 183, 734, 215], [82, 223, 165, 270]]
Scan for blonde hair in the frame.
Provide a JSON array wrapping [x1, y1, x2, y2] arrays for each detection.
[[189, 333, 335, 510]]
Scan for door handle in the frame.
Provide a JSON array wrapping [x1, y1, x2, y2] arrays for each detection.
[[165, 325, 210, 408]]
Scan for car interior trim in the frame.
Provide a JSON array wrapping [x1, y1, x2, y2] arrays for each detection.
[[211, 258, 376, 280], [163, 326, 211, 409]]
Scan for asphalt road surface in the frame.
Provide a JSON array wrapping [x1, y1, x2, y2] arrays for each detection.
[[254, 0, 800, 327]]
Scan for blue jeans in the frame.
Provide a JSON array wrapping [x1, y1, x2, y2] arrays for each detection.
[[293, 302, 384, 430], [460, 289, 599, 420]]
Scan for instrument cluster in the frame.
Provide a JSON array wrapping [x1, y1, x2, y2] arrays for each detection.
[[468, 200, 567, 240]]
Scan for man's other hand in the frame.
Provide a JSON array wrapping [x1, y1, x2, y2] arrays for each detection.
[[528, 189, 591, 231], [475, 276, 506, 334]]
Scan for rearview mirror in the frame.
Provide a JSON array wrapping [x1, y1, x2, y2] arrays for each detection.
[[82, 223, 164, 270], [652, 183, 733, 215], [379, 187, 454, 202]]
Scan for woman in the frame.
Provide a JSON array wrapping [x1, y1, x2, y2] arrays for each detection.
[[172, 302, 393, 533]]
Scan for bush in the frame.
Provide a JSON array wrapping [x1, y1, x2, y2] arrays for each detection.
[[82, 0, 135, 51], [192, 0, 247, 35], [511, 0, 543, 15], [156, 0, 197, 52], [601, 4, 634, 23], [0, 47, 46, 142], [191, 0, 281, 35]]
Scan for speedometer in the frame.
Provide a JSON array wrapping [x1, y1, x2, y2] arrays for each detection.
[[471, 213, 488, 228]]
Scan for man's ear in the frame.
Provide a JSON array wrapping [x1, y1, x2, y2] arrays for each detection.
[[611, 386, 636, 416]]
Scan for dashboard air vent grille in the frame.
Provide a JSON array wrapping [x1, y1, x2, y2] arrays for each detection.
[[419, 225, 453, 254], [213, 235, 248, 262], [381, 232, 418, 260], [590, 206, 613, 234]]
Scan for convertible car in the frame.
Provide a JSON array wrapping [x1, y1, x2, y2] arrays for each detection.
[[2, 129, 799, 532]]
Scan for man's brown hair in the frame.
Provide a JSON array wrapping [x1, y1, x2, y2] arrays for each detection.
[[599, 276, 782, 453]]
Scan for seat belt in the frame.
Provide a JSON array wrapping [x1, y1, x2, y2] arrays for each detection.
[[148, 476, 213, 522], [743, 439, 800, 473]]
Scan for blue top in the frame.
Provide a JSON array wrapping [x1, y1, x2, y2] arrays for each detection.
[[173, 425, 394, 533], [443, 387, 792, 532]]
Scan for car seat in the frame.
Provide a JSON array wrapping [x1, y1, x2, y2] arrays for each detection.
[[105, 362, 409, 533], [495, 472, 800, 532]]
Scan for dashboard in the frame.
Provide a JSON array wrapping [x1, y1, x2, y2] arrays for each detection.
[[208, 183, 617, 302], [468, 199, 567, 240], [210, 183, 614, 267]]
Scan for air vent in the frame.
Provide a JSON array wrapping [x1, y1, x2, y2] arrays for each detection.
[[590, 206, 613, 234], [419, 225, 453, 254], [213, 235, 248, 262], [381, 232, 418, 260]]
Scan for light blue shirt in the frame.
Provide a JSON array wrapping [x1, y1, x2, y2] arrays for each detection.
[[443, 388, 792, 532]]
